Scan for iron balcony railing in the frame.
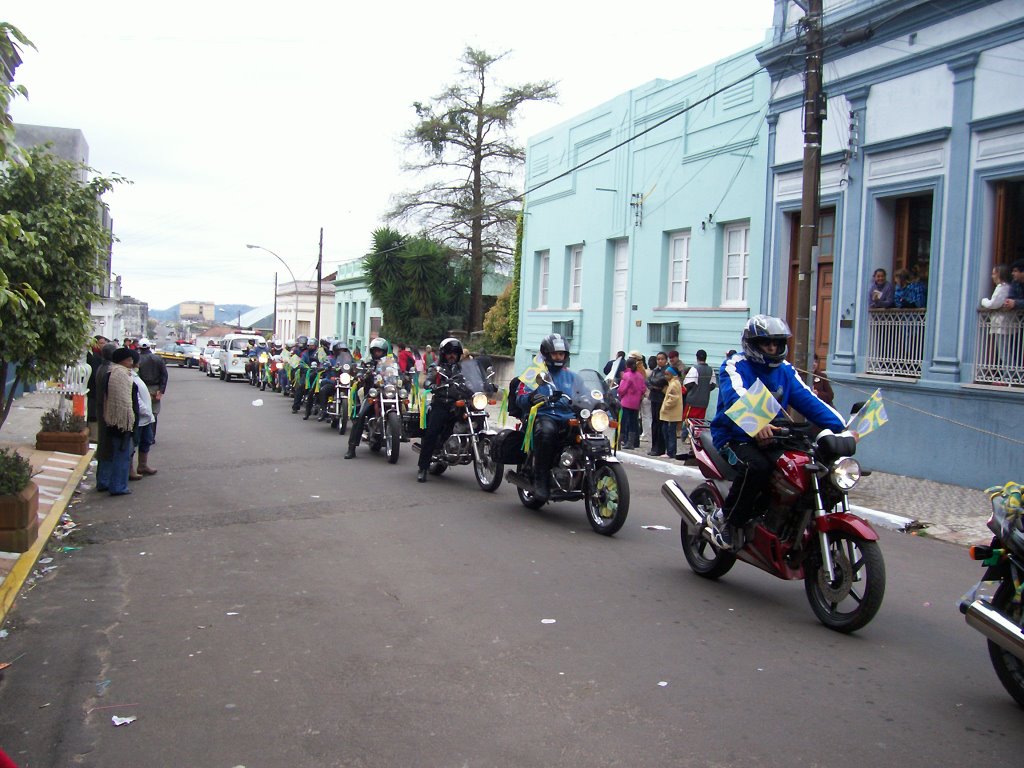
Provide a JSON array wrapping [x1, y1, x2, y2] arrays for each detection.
[[866, 308, 926, 378], [973, 309, 1024, 388]]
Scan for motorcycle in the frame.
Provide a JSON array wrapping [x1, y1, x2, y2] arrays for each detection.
[[414, 358, 504, 492], [958, 482, 1024, 707], [500, 368, 629, 536], [661, 416, 885, 633], [323, 361, 355, 435], [359, 361, 407, 463], [267, 355, 285, 393], [257, 352, 271, 390]]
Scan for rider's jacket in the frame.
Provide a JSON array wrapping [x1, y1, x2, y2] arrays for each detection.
[[515, 365, 582, 425], [425, 362, 463, 405], [710, 352, 845, 450]]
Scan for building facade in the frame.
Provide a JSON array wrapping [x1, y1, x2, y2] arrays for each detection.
[[516, 48, 772, 372], [274, 278, 337, 343], [758, 0, 1024, 487], [333, 259, 383, 357]]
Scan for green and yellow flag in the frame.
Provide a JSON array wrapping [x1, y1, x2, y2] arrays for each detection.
[[516, 355, 547, 391], [847, 388, 888, 440], [725, 379, 783, 437]]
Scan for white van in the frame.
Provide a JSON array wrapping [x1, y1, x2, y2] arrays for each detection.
[[217, 333, 265, 381]]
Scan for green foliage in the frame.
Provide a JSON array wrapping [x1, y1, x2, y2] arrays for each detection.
[[389, 47, 556, 332], [508, 210, 524, 352], [481, 283, 515, 355], [39, 406, 86, 433], [363, 228, 471, 345], [0, 146, 127, 428], [0, 446, 32, 496]]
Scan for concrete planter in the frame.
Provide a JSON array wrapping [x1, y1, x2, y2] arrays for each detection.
[[0, 481, 40, 552], [35, 429, 89, 455]]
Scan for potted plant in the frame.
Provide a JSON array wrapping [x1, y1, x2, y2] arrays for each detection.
[[0, 447, 39, 553], [35, 406, 90, 454]]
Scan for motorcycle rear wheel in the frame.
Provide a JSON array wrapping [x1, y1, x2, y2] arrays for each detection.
[[385, 411, 401, 464], [680, 486, 736, 578], [804, 531, 885, 634], [473, 436, 503, 492], [987, 579, 1024, 707], [585, 462, 629, 536]]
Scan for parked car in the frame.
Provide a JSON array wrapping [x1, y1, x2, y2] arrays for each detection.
[[200, 345, 220, 375], [156, 343, 188, 367], [181, 344, 201, 368]]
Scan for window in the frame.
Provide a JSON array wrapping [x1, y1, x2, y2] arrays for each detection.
[[647, 322, 679, 345], [668, 233, 690, 306], [569, 246, 583, 308], [723, 223, 749, 306], [537, 251, 550, 309], [552, 320, 574, 342]]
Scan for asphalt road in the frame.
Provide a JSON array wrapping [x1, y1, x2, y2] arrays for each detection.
[[0, 370, 1021, 767]]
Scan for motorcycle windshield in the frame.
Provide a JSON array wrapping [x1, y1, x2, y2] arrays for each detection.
[[573, 369, 612, 411], [458, 359, 496, 395]]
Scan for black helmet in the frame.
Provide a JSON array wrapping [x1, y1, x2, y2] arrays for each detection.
[[540, 333, 570, 369], [439, 337, 463, 362], [741, 315, 790, 367], [369, 337, 388, 359], [331, 341, 349, 355], [296, 335, 308, 348]]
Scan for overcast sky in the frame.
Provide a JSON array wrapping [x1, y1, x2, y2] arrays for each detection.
[[7, 0, 774, 312]]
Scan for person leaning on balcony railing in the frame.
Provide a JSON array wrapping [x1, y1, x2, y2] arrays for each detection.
[[868, 268, 894, 309], [894, 267, 927, 309], [1003, 259, 1024, 309]]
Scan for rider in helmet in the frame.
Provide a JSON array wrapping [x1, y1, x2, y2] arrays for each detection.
[[709, 315, 847, 549], [513, 333, 583, 502], [344, 337, 390, 459], [415, 337, 465, 483], [292, 337, 322, 416], [314, 342, 355, 421]]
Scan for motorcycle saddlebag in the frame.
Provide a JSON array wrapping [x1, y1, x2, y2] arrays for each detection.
[[402, 411, 424, 438], [491, 428, 526, 465]]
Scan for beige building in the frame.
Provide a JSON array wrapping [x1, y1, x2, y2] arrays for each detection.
[[179, 301, 215, 322]]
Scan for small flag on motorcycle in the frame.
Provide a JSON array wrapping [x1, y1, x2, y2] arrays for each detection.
[[847, 388, 889, 440], [516, 355, 548, 390], [725, 378, 783, 437]]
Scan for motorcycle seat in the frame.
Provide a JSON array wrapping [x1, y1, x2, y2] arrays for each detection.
[[698, 430, 738, 481]]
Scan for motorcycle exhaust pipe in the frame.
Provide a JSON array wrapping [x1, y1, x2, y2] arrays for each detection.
[[661, 480, 703, 532], [961, 597, 1024, 660]]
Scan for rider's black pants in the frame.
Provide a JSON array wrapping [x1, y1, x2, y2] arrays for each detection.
[[532, 417, 562, 480], [722, 441, 783, 528], [347, 400, 374, 450], [418, 401, 456, 471]]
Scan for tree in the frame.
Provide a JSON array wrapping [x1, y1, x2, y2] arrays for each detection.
[[0, 22, 42, 318], [0, 146, 125, 427], [388, 47, 556, 333]]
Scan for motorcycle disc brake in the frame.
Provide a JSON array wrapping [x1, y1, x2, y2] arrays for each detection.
[[816, 546, 854, 603]]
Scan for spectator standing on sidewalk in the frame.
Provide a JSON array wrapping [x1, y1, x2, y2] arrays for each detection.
[[86, 334, 109, 441], [131, 362, 158, 478], [646, 352, 668, 456], [682, 349, 717, 422], [104, 348, 139, 496], [137, 339, 168, 440], [93, 342, 118, 492], [629, 351, 648, 442], [603, 350, 626, 383], [659, 366, 684, 459], [616, 358, 644, 448]]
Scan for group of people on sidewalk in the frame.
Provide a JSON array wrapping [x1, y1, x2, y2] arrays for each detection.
[[85, 336, 167, 495], [604, 348, 717, 461]]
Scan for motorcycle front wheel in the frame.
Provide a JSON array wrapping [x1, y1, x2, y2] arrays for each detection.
[[680, 486, 736, 578], [338, 404, 349, 435], [585, 462, 629, 536], [987, 579, 1024, 707], [517, 484, 545, 510], [385, 411, 401, 464], [804, 531, 885, 633], [473, 436, 503, 492]]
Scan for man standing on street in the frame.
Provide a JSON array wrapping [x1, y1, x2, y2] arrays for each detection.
[[680, 349, 717, 460], [137, 339, 168, 441], [646, 351, 668, 456]]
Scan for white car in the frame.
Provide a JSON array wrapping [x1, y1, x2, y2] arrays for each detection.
[[201, 345, 221, 377], [217, 333, 265, 381]]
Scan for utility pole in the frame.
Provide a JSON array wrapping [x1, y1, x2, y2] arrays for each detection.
[[794, 0, 825, 383], [272, 271, 278, 340], [314, 227, 323, 340]]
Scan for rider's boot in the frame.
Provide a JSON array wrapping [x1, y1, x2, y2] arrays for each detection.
[[344, 446, 356, 460], [417, 467, 428, 483], [534, 471, 551, 503]]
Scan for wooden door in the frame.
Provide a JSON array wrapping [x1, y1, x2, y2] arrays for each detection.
[[814, 262, 833, 363]]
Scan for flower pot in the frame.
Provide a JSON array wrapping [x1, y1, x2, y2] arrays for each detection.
[[0, 516, 40, 553], [35, 428, 90, 455], [0, 481, 39, 530]]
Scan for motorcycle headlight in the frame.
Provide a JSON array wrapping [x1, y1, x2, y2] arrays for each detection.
[[471, 392, 488, 411], [399, 388, 409, 399], [829, 457, 861, 490], [339, 373, 351, 385], [589, 409, 610, 432], [384, 385, 396, 396], [368, 387, 379, 398]]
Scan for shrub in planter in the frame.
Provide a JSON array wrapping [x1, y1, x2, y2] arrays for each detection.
[[0, 447, 31, 497], [39, 407, 87, 433], [36, 407, 89, 454], [0, 448, 39, 549]]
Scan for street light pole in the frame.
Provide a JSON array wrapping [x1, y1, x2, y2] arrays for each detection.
[[246, 244, 299, 341]]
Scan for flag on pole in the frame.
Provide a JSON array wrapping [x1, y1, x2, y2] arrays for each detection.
[[521, 402, 542, 452], [847, 388, 888, 440], [497, 389, 509, 427], [516, 354, 547, 391], [725, 379, 783, 437]]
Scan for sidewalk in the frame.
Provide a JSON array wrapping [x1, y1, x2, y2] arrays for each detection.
[[0, 391, 93, 624]]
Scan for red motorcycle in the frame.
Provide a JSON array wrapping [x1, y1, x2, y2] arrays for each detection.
[[661, 418, 885, 633]]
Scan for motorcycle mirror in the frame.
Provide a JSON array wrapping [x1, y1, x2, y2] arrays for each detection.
[[535, 371, 554, 387]]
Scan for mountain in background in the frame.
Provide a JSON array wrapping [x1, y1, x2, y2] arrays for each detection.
[[150, 304, 254, 322]]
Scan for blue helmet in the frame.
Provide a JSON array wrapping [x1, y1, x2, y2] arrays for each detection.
[[741, 315, 790, 367]]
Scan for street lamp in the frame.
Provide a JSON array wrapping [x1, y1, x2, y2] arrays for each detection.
[[246, 244, 299, 341]]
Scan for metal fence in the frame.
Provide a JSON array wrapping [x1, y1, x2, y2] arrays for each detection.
[[973, 309, 1024, 388], [866, 308, 927, 378]]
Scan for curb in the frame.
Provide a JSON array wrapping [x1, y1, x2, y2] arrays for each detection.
[[615, 449, 916, 533], [0, 448, 94, 624]]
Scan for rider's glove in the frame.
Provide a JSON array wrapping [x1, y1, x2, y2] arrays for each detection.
[[529, 390, 547, 407]]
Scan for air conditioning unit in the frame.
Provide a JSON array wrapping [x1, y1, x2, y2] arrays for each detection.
[[647, 322, 679, 345], [551, 320, 574, 343]]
